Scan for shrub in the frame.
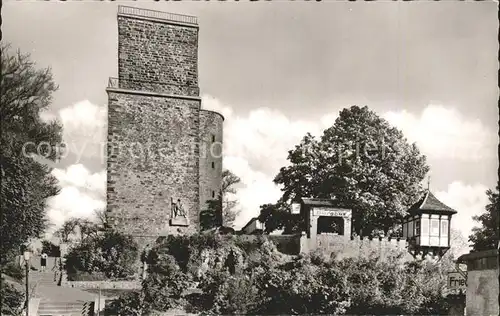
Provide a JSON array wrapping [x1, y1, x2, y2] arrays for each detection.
[[103, 291, 148, 316], [41, 240, 60, 257], [142, 254, 191, 312], [64, 229, 139, 279], [1, 260, 24, 281], [1, 278, 24, 316]]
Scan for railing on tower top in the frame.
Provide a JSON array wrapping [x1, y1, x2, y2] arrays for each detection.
[[118, 6, 198, 25], [108, 77, 119, 89]]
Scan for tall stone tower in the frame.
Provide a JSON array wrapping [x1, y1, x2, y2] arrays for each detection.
[[106, 6, 223, 241]]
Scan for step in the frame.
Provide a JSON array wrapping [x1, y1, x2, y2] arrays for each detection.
[[37, 300, 92, 316]]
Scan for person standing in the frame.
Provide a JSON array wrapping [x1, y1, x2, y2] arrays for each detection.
[[40, 252, 48, 272]]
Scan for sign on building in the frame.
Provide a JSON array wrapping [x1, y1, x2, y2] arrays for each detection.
[[313, 208, 350, 217], [447, 271, 467, 290]]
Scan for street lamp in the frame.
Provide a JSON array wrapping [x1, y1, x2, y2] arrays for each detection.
[[23, 250, 31, 316]]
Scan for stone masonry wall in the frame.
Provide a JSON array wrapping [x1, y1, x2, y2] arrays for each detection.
[[199, 110, 224, 213], [465, 269, 499, 316], [117, 14, 199, 97], [107, 90, 201, 236]]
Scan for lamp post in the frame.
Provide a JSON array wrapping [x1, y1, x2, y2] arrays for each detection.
[[23, 250, 31, 316]]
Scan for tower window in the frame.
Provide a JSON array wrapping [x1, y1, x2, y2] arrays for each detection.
[[211, 134, 215, 142], [211, 162, 215, 169], [212, 191, 215, 198]]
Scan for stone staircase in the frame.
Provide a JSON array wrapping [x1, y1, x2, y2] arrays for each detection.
[[27, 256, 98, 316]]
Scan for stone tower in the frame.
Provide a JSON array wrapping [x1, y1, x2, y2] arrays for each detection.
[[106, 6, 223, 240]]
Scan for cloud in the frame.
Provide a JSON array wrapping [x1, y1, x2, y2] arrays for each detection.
[[203, 97, 495, 230], [435, 181, 489, 242], [45, 164, 106, 233], [384, 104, 496, 161], [202, 94, 339, 228], [56, 100, 107, 164]]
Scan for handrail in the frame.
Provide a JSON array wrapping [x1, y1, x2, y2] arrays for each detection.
[[118, 6, 198, 25]]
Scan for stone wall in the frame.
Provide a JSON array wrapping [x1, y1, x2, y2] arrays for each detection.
[[465, 269, 499, 316], [117, 13, 199, 96], [198, 110, 224, 213], [65, 280, 141, 290], [106, 90, 201, 236], [315, 235, 410, 260]]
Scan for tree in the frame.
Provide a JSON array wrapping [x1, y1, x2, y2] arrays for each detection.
[[260, 106, 429, 236], [221, 169, 241, 227], [201, 169, 241, 230], [0, 44, 62, 265], [469, 186, 499, 251]]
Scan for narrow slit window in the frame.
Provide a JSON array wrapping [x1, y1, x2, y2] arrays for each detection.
[[212, 134, 215, 142], [211, 162, 215, 169], [212, 191, 215, 198]]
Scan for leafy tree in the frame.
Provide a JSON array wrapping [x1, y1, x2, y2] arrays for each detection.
[[469, 186, 499, 251], [0, 44, 63, 265], [261, 106, 429, 236], [41, 240, 60, 257], [55, 214, 103, 244], [201, 169, 241, 230]]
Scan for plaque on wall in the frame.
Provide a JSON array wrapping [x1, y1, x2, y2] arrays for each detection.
[[169, 198, 189, 227], [313, 208, 351, 218]]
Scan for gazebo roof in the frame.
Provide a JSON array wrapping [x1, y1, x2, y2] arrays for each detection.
[[408, 191, 457, 216]]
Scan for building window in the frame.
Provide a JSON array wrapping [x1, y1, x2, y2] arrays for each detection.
[[415, 220, 420, 236], [441, 220, 448, 236], [212, 134, 215, 142], [212, 191, 215, 198], [211, 162, 215, 169], [430, 219, 440, 236]]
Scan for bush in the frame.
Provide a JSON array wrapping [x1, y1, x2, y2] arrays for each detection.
[[142, 254, 191, 312], [65, 230, 139, 280], [1, 260, 24, 281], [41, 240, 60, 257], [1, 278, 24, 316], [103, 291, 148, 316]]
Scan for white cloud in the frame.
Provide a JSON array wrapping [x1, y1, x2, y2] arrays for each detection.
[[384, 104, 496, 161], [58, 100, 107, 163], [202, 95, 340, 228], [204, 97, 495, 231], [435, 181, 489, 243], [45, 164, 106, 233]]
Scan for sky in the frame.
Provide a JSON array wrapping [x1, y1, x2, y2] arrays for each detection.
[[4, 1, 498, 243]]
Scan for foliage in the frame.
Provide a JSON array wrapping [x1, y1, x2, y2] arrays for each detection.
[[64, 229, 139, 279], [103, 291, 148, 316], [142, 254, 191, 312], [55, 216, 102, 244], [106, 233, 453, 316], [0, 44, 63, 265], [0, 278, 24, 316], [339, 250, 451, 315], [260, 106, 429, 236], [1, 260, 24, 281], [41, 240, 60, 257], [469, 185, 499, 251], [201, 169, 241, 230]]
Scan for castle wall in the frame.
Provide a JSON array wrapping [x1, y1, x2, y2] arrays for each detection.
[[107, 91, 201, 236], [315, 235, 410, 260], [117, 9, 199, 97], [198, 110, 224, 213]]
